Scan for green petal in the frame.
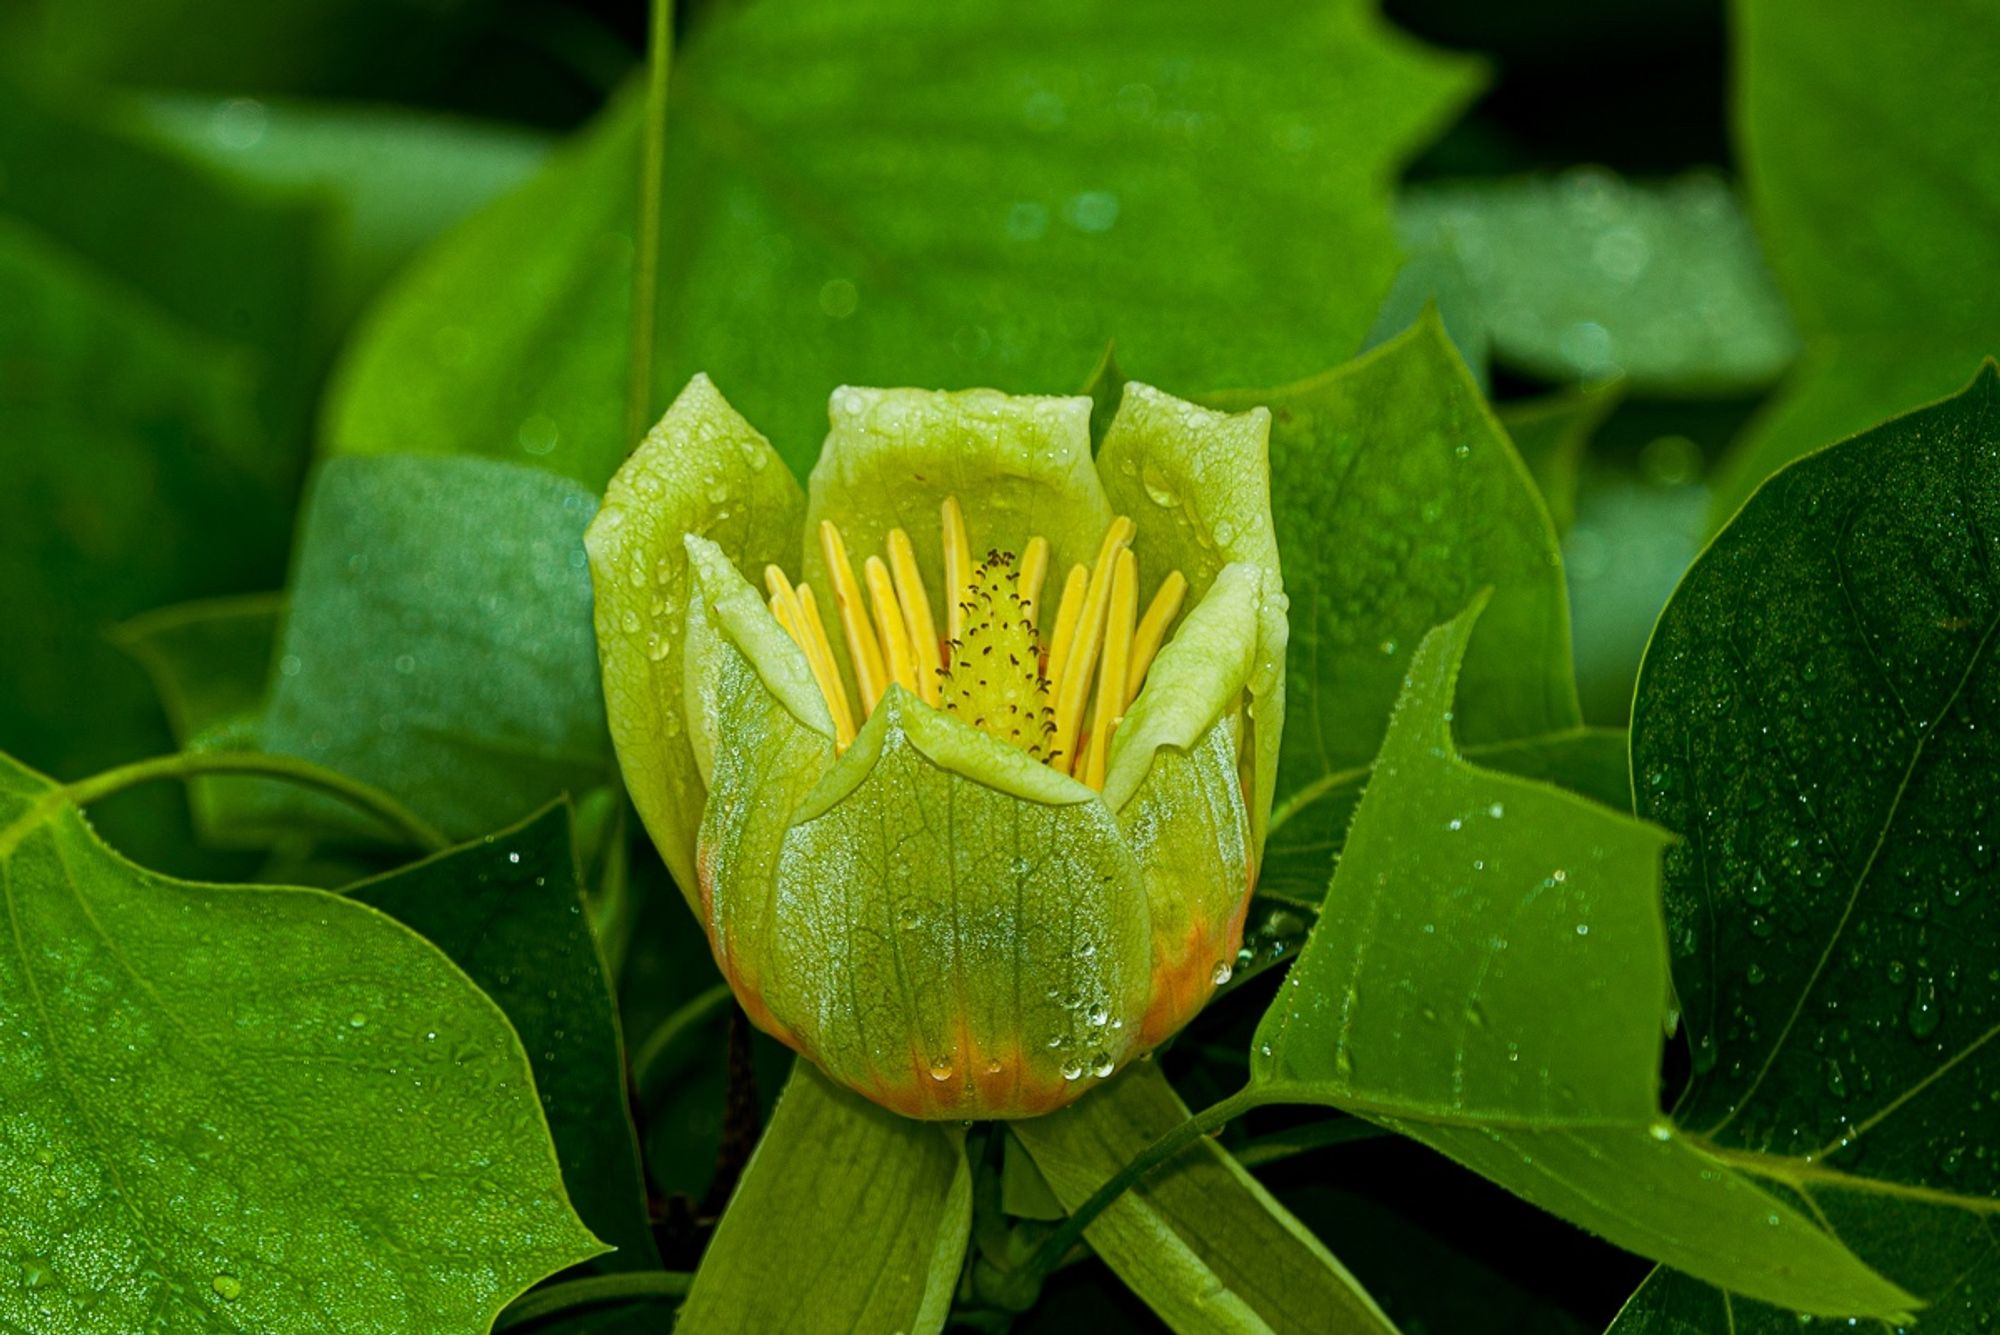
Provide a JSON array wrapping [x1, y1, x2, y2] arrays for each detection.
[[1119, 713, 1253, 1047], [585, 374, 802, 907], [770, 689, 1156, 1118], [800, 387, 1113, 669], [681, 539, 837, 1041], [1097, 384, 1287, 854], [1101, 560, 1262, 813], [683, 599, 1157, 1117]]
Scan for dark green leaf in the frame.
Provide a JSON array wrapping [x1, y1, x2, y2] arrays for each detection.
[[0, 751, 602, 1330], [1013, 1063, 1395, 1333], [677, 1061, 970, 1334], [1249, 602, 1912, 1318], [1221, 316, 1580, 903], [1397, 173, 1797, 394], [249, 455, 610, 841], [347, 802, 656, 1272], [1710, 0, 2000, 524], [325, 0, 1480, 482], [1618, 365, 2000, 1330]]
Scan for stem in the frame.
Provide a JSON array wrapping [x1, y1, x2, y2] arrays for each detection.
[[625, 0, 676, 446], [632, 980, 734, 1102], [1013, 1086, 1262, 1289], [492, 1271, 692, 1331], [56, 752, 449, 853]]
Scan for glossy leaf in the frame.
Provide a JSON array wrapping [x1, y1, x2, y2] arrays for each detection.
[[1617, 365, 2000, 1329], [1249, 603, 1913, 1318], [253, 455, 610, 841], [347, 803, 657, 1272], [677, 1061, 970, 1334], [325, 0, 1479, 482], [0, 751, 602, 1331], [1223, 316, 1580, 903], [1711, 0, 2000, 523], [1397, 173, 1797, 394], [1012, 1063, 1395, 1334]]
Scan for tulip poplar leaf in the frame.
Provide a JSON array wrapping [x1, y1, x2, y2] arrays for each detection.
[[1012, 1063, 1396, 1333], [1249, 602, 1914, 1318], [0, 751, 603, 1333], [1616, 365, 2000, 1330], [325, 0, 1480, 482], [676, 1062, 970, 1335], [1232, 315, 1580, 903]]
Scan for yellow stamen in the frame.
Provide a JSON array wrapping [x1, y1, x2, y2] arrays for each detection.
[[941, 496, 974, 642], [865, 555, 919, 698], [767, 566, 856, 748], [1126, 570, 1188, 701], [1016, 536, 1049, 629], [1084, 548, 1138, 789], [1043, 564, 1090, 693], [820, 520, 889, 713], [1052, 516, 1135, 769], [886, 528, 941, 703], [795, 583, 856, 747], [770, 500, 1184, 790]]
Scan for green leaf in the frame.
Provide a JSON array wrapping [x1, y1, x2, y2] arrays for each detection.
[[677, 1061, 970, 1334], [346, 802, 657, 1272], [248, 455, 610, 842], [1223, 316, 1580, 904], [1617, 365, 2000, 1329], [0, 751, 602, 1331], [325, 0, 1480, 483], [1248, 602, 1914, 1318], [1396, 173, 1798, 394], [1012, 1063, 1395, 1334], [1710, 0, 2000, 524], [1496, 380, 1624, 536]]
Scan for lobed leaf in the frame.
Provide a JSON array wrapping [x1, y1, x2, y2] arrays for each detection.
[[0, 752, 602, 1332], [1249, 602, 1912, 1318]]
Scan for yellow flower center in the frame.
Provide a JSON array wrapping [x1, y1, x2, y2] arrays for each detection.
[[765, 498, 1187, 790]]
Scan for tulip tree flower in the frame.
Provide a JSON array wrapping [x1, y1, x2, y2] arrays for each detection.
[[587, 376, 1285, 1118]]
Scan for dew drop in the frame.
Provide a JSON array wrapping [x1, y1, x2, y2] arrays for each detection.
[[212, 1274, 242, 1301], [927, 1056, 954, 1082], [1210, 961, 1233, 986]]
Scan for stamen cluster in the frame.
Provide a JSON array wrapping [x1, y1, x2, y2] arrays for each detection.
[[766, 497, 1187, 791]]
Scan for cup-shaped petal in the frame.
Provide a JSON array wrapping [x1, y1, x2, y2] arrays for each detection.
[[1097, 385, 1286, 857], [686, 542, 1156, 1118], [585, 376, 802, 905]]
